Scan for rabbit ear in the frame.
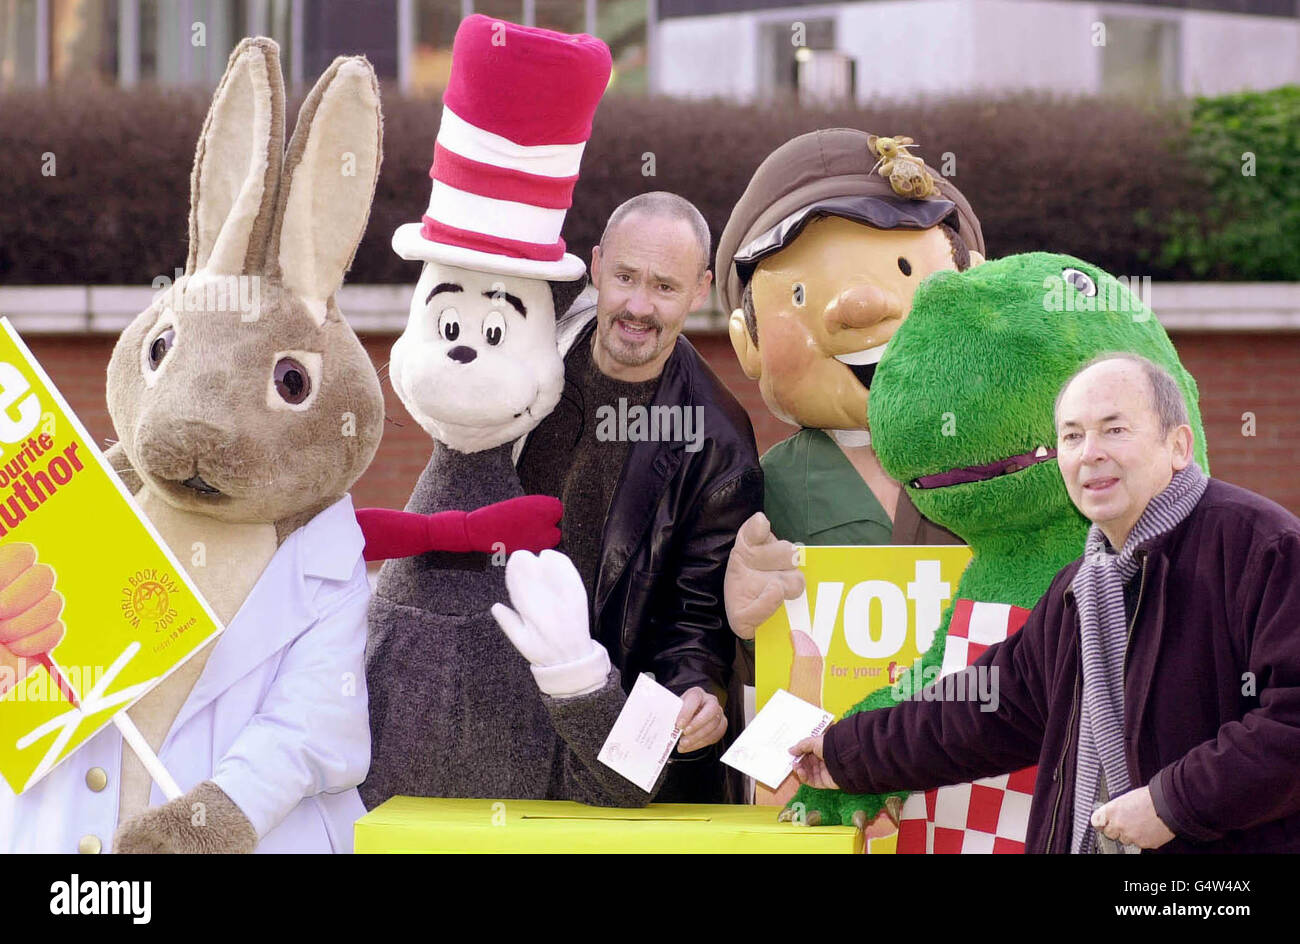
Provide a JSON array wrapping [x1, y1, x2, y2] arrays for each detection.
[[268, 55, 382, 325], [187, 37, 285, 277]]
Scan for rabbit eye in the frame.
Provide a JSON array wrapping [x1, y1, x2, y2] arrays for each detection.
[[898, 257, 913, 276], [148, 328, 175, 370], [483, 311, 506, 346], [1063, 268, 1097, 297], [791, 283, 805, 307], [274, 357, 311, 405], [438, 308, 460, 342]]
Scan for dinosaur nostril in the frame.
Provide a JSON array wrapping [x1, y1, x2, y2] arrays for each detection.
[[447, 345, 477, 364]]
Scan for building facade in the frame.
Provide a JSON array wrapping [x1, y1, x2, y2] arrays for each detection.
[[0, 0, 649, 93], [654, 0, 1300, 102]]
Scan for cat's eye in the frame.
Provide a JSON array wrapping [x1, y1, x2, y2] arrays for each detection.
[[483, 311, 506, 346], [439, 308, 461, 342], [792, 283, 805, 307]]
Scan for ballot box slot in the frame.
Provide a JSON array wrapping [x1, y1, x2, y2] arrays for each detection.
[[519, 815, 714, 823]]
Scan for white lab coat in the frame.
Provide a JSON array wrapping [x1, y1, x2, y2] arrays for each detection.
[[0, 495, 371, 854]]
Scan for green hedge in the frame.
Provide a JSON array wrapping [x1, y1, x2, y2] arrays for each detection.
[[1150, 85, 1300, 280], [1, 84, 1294, 285]]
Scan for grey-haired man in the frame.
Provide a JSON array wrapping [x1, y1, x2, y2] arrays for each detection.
[[793, 353, 1300, 852]]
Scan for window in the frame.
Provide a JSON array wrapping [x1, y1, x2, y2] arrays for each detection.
[[138, 0, 247, 85], [1100, 16, 1181, 98], [411, 0, 462, 96], [0, 0, 42, 86], [797, 48, 854, 106], [598, 0, 646, 93], [536, 0, 584, 33], [761, 16, 851, 103]]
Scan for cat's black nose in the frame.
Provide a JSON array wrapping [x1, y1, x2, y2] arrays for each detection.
[[447, 345, 477, 364]]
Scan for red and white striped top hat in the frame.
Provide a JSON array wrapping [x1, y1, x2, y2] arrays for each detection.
[[392, 14, 612, 281]]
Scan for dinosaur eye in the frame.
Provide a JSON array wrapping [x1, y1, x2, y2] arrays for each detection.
[[792, 283, 805, 307], [483, 310, 506, 346], [1062, 268, 1097, 297], [274, 357, 311, 405], [147, 327, 175, 370], [438, 308, 460, 342], [897, 257, 912, 276]]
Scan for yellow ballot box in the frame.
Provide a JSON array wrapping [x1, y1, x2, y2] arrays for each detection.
[[355, 797, 863, 853]]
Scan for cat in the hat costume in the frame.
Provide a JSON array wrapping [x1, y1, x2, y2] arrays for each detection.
[[360, 16, 656, 808]]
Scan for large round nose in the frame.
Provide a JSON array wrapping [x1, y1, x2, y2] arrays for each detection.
[[447, 345, 477, 364], [823, 283, 902, 334]]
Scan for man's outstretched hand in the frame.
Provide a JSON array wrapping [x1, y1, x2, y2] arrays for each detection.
[[790, 735, 840, 791], [676, 687, 727, 753], [724, 512, 805, 640]]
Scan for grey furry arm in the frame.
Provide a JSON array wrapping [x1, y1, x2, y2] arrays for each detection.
[[542, 669, 668, 807]]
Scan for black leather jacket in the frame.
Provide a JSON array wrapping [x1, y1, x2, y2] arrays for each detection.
[[515, 306, 764, 799]]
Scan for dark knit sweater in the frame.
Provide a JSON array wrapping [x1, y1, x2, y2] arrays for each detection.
[[518, 331, 660, 602]]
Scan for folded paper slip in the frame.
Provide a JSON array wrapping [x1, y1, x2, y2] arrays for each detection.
[[355, 797, 862, 853]]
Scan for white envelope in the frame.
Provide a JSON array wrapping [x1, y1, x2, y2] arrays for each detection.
[[721, 689, 834, 790], [598, 673, 684, 792]]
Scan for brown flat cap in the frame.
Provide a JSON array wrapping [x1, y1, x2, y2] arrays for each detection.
[[715, 128, 985, 316]]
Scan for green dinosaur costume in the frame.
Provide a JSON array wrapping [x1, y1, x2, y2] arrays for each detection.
[[789, 252, 1209, 834]]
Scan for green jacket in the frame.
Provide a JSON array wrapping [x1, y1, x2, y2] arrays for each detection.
[[761, 428, 959, 547]]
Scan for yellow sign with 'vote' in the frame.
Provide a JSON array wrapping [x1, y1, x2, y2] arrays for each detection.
[[754, 544, 972, 849], [756, 545, 974, 719], [0, 319, 223, 794]]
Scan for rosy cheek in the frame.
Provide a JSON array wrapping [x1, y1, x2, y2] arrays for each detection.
[[762, 318, 819, 376]]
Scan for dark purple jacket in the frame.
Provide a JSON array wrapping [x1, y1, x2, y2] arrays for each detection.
[[824, 478, 1300, 853]]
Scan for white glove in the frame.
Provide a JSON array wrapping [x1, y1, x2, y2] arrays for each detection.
[[490, 549, 611, 698]]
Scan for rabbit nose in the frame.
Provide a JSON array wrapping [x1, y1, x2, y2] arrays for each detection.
[[447, 345, 477, 364]]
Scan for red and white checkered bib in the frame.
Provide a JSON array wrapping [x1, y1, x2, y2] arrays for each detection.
[[895, 599, 1036, 854]]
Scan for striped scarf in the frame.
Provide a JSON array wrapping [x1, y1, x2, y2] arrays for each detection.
[[1069, 461, 1207, 853]]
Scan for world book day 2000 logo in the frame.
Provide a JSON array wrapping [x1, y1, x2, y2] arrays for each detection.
[[119, 568, 180, 631]]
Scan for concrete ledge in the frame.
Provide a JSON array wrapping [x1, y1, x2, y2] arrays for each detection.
[[1145, 282, 1300, 331], [2, 283, 1298, 335]]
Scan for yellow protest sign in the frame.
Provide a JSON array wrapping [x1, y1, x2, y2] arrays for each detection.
[[754, 544, 972, 850], [0, 319, 223, 793]]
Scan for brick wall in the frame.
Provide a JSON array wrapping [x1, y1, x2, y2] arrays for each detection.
[[20, 331, 1300, 517]]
